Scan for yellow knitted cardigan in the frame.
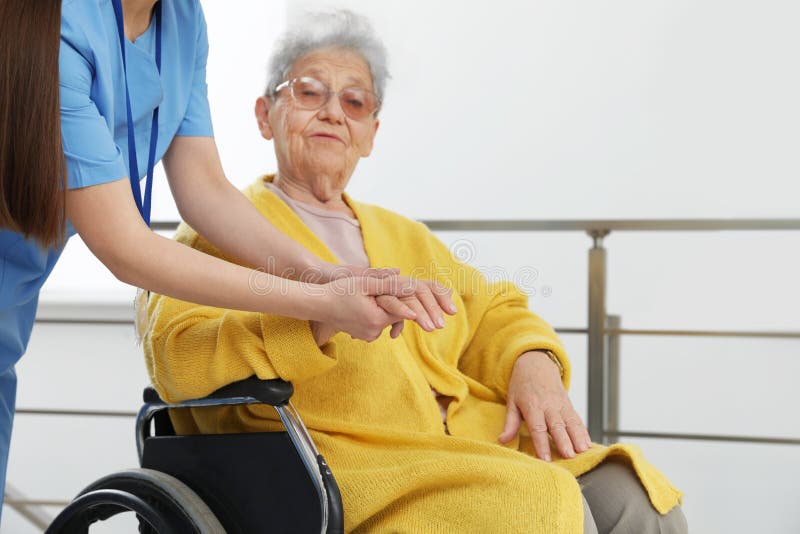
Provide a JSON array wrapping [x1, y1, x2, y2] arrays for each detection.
[[144, 176, 682, 533]]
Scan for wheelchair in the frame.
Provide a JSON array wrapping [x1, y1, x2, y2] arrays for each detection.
[[46, 377, 344, 533]]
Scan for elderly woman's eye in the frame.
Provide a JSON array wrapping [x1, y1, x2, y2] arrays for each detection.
[[346, 98, 365, 108]]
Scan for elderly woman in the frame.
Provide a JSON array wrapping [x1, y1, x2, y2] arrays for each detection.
[[144, 10, 687, 534]]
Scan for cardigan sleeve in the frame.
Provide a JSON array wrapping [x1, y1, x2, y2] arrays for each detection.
[[428, 236, 572, 399], [143, 227, 337, 404]]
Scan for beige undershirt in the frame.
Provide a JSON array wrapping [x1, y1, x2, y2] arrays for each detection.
[[265, 182, 450, 427], [266, 182, 369, 267]]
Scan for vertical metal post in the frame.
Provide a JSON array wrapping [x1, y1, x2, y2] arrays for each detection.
[[587, 230, 609, 443], [605, 314, 621, 444]]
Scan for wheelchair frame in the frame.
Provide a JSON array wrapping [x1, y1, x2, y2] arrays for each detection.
[[47, 377, 344, 534]]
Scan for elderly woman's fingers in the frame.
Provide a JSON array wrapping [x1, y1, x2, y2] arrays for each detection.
[[426, 280, 457, 315], [400, 296, 436, 331], [358, 277, 449, 331], [318, 263, 402, 282], [521, 405, 552, 462], [375, 295, 416, 322], [342, 266, 401, 280], [563, 407, 592, 453], [358, 275, 414, 300], [413, 282, 446, 329], [498, 403, 523, 444], [362, 267, 402, 278], [544, 407, 575, 459], [360, 275, 417, 298]]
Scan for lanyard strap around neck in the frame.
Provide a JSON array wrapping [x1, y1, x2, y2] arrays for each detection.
[[111, 0, 162, 227]]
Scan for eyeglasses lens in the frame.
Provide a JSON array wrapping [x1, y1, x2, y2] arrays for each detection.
[[293, 78, 327, 109], [291, 77, 377, 120], [339, 87, 376, 120]]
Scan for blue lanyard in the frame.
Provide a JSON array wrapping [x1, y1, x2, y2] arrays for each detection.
[[111, 0, 162, 227]]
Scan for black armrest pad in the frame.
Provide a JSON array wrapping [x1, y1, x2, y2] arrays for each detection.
[[142, 376, 294, 406], [208, 376, 294, 405], [143, 387, 163, 404]]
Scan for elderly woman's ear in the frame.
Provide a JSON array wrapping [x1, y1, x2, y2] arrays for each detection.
[[254, 96, 275, 141], [358, 117, 380, 158]]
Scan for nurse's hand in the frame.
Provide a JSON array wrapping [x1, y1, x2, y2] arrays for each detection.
[[317, 275, 417, 342], [315, 275, 453, 342], [305, 264, 406, 338], [313, 268, 457, 339], [309, 320, 338, 347], [498, 351, 592, 461]]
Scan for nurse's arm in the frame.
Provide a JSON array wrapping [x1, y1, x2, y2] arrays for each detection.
[[65, 178, 409, 342], [162, 135, 326, 280], [66, 178, 320, 315]]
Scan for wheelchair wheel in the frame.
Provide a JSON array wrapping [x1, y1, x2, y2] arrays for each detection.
[[46, 468, 225, 534]]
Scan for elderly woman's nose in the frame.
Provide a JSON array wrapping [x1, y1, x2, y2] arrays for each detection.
[[317, 93, 346, 122]]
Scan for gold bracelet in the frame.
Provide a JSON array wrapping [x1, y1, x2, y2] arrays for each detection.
[[537, 349, 564, 378]]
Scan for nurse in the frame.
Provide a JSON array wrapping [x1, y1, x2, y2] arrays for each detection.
[[0, 0, 455, 516]]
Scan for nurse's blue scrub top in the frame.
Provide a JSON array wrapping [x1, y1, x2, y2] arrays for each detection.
[[1, 0, 213, 367], [0, 0, 214, 495]]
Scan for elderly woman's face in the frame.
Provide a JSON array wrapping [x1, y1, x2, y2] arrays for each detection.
[[256, 48, 380, 197]]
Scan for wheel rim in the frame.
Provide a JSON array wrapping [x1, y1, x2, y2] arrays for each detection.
[[47, 469, 224, 533], [45, 489, 176, 533]]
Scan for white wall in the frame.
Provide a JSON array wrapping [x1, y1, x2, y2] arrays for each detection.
[[296, 0, 800, 220], [5, 0, 800, 532]]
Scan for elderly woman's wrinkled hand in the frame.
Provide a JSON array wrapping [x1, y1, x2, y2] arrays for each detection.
[[384, 276, 457, 332], [374, 277, 457, 338], [316, 263, 400, 283], [498, 351, 592, 462]]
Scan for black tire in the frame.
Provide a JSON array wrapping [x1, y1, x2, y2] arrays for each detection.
[[46, 468, 225, 533]]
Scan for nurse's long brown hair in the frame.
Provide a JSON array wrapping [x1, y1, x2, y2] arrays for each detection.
[[0, 0, 67, 248]]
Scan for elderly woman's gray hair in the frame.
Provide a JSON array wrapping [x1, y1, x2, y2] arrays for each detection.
[[265, 9, 390, 103]]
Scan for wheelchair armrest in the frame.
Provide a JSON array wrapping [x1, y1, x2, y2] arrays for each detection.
[[142, 376, 294, 407], [207, 376, 294, 406], [138, 377, 295, 460]]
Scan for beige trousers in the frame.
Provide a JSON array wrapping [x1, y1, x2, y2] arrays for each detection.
[[578, 458, 688, 534]]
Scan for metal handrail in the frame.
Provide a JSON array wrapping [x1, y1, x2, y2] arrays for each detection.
[[16, 408, 137, 418], [4, 498, 68, 507], [35, 318, 134, 325], [32, 317, 800, 340], [606, 430, 800, 446], [606, 328, 800, 339], [154, 218, 800, 233], [421, 219, 800, 232], [4, 483, 53, 529]]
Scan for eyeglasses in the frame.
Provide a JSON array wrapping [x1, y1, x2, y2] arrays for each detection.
[[274, 77, 381, 121]]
